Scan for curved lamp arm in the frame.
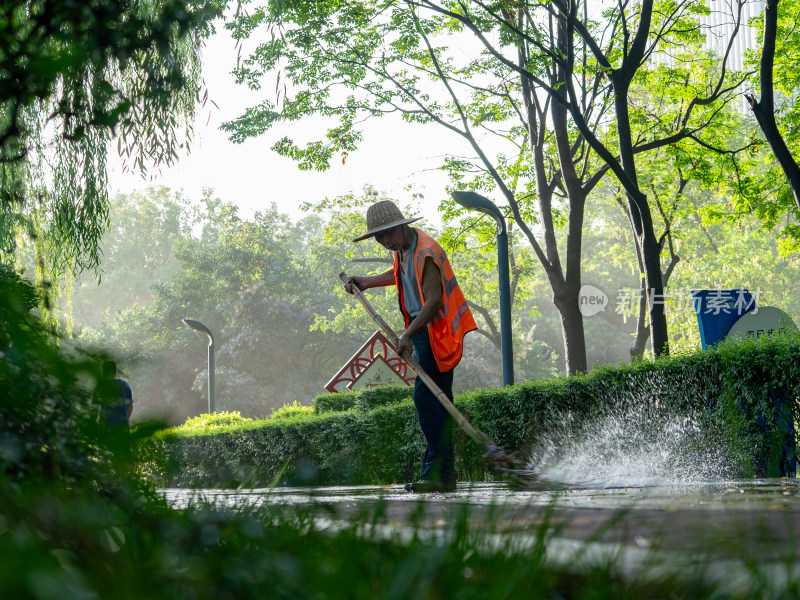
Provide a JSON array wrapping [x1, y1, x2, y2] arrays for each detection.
[[451, 191, 507, 235], [182, 318, 214, 343], [450, 191, 514, 386], [182, 318, 216, 413]]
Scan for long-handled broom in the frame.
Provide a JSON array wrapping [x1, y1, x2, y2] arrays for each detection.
[[339, 271, 535, 486]]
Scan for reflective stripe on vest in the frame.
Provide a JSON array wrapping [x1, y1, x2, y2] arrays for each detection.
[[394, 228, 477, 372]]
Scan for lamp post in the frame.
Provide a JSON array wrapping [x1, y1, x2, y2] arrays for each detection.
[[182, 318, 216, 413], [451, 191, 514, 386]]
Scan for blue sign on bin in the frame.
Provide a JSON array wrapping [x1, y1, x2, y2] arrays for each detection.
[[691, 289, 757, 350]]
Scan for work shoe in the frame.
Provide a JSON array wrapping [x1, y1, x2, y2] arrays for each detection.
[[404, 478, 457, 493]]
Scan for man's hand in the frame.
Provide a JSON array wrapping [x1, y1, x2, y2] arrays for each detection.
[[397, 331, 413, 361], [344, 269, 395, 294], [344, 276, 366, 294]]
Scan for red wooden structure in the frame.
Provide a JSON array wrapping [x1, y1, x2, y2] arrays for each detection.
[[324, 331, 414, 393]]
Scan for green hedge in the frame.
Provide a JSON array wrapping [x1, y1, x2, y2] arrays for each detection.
[[313, 391, 358, 414], [313, 385, 412, 414], [139, 334, 800, 487]]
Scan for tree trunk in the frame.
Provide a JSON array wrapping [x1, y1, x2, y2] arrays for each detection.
[[531, 194, 588, 374], [613, 78, 669, 358], [748, 0, 800, 212], [554, 0, 669, 359], [558, 186, 588, 374], [630, 276, 649, 361], [551, 7, 588, 374], [517, 31, 588, 376], [637, 214, 669, 357], [554, 285, 588, 374]]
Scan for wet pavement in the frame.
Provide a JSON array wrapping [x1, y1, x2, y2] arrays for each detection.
[[161, 478, 800, 560], [162, 478, 800, 510]]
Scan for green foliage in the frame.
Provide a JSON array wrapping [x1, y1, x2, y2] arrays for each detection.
[[142, 335, 800, 487], [181, 410, 254, 432], [223, 0, 761, 371], [0, 263, 169, 595], [79, 192, 353, 422], [270, 401, 314, 421], [744, 0, 800, 240], [0, 0, 220, 291], [659, 187, 800, 354], [0, 263, 105, 484], [550, 175, 800, 365], [313, 384, 414, 415], [140, 401, 424, 487], [716, 331, 800, 477], [2, 263, 798, 599], [314, 390, 359, 414], [355, 384, 413, 411], [69, 187, 188, 327]]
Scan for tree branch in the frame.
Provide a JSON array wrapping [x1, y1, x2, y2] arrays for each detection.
[[746, 0, 800, 212]]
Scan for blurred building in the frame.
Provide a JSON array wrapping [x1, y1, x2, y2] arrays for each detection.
[[703, 0, 764, 72]]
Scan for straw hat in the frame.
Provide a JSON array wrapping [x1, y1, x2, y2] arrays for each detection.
[[352, 200, 422, 242]]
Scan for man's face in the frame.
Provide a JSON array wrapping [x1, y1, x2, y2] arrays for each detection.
[[374, 226, 404, 252]]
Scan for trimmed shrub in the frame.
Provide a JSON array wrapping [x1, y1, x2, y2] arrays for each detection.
[[312, 385, 412, 414], [270, 401, 314, 421], [139, 400, 422, 487], [355, 384, 413, 411], [140, 335, 800, 488], [313, 390, 358, 414], [716, 332, 800, 477], [181, 411, 253, 432]]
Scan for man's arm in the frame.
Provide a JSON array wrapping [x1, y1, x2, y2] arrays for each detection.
[[124, 381, 133, 419], [344, 269, 395, 293], [396, 259, 442, 358]]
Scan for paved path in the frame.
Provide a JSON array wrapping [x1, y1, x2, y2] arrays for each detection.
[[162, 479, 800, 559], [160, 479, 800, 592]]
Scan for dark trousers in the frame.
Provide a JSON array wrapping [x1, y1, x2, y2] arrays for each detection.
[[412, 329, 456, 482]]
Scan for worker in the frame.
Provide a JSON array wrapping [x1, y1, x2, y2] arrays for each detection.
[[345, 200, 476, 493], [94, 360, 134, 460]]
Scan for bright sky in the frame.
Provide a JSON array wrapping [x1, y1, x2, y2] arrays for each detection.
[[106, 26, 460, 223]]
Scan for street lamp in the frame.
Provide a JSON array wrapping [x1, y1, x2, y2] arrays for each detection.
[[451, 191, 514, 386], [182, 318, 216, 413]]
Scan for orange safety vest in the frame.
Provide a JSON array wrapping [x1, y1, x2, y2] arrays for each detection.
[[394, 228, 477, 372]]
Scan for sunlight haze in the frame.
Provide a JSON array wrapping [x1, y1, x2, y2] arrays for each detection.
[[107, 25, 457, 222]]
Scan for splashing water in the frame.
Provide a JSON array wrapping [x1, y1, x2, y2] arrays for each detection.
[[525, 372, 735, 488]]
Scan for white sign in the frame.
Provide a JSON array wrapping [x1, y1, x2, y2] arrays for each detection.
[[725, 306, 798, 341], [350, 356, 407, 390]]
